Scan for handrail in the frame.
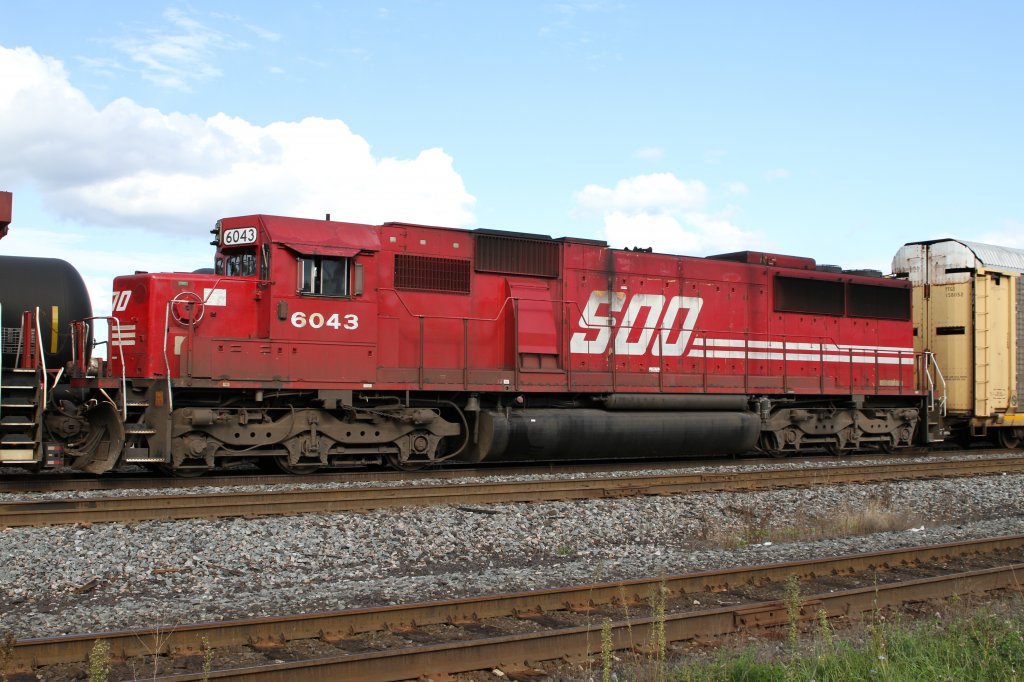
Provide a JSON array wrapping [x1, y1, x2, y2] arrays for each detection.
[[935, 356, 948, 416], [381, 288, 915, 396], [162, 291, 207, 413], [73, 316, 129, 421], [922, 354, 935, 409], [916, 351, 947, 417], [163, 301, 175, 413], [33, 307, 47, 409], [925, 350, 946, 413]]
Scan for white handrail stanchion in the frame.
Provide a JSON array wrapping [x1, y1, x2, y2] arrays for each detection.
[[163, 301, 174, 413], [34, 307, 47, 408]]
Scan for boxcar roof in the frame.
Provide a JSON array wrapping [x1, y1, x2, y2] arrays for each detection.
[[905, 237, 1024, 274]]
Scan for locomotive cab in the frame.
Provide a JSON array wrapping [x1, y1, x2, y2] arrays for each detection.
[[108, 216, 382, 384], [65, 214, 453, 475]]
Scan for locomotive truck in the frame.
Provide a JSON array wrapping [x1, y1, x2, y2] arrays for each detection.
[[3, 211, 956, 475]]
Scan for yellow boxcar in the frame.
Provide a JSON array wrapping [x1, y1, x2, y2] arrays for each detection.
[[893, 239, 1024, 447]]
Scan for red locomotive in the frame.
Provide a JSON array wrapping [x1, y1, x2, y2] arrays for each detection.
[[3, 213, 934, 474]]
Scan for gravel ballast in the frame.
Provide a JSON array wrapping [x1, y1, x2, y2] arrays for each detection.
[[1, 471, 1023, 639]]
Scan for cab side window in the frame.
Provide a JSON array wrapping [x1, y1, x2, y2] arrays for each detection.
[[298, 256, 349, 297]]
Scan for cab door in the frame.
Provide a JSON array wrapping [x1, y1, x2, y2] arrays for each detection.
[[277, 248, 378, 385]]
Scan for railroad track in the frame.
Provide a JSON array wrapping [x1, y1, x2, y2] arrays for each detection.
[[2, 455, 1023, 527], [7, 535, 1024, 680], [1, 459, 698, 493], [0, 447, 999, 494]]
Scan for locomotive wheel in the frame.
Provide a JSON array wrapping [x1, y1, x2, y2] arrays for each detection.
[[996, 428, 1023, 449], [877, 439, 895, 454], [385, 453, 432, 471], [823, 442, 849, 457], [757, 431, 787, 458]]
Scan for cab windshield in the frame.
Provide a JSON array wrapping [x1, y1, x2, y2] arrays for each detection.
[[216, 248, 257, 277]]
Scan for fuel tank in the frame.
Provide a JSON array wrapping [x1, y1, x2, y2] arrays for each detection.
[[467, 408, 760, 462], [0, 255, 92, 368]]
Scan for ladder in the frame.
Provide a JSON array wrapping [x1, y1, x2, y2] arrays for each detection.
[[0, 308, 44, 465]]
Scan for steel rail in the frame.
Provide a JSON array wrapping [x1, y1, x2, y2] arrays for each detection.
[[2, 456, 1024, 528], [0, 454, 906, 493], [7, 534, 1024, 674], [161, 562, 1024, 681], [0, 448, 1013, 493]]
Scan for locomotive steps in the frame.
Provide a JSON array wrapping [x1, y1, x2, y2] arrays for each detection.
[[5, 535, 1024, 680], [2, 454, 1023, 527], [0, 368, 41, 463]]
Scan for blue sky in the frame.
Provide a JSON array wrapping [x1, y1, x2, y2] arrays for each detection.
[[1, 2, 1022, 317]]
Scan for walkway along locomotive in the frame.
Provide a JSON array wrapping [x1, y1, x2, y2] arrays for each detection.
[[2, 212, 951, 474]]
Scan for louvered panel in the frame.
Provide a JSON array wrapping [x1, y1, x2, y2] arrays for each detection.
[[394, 254, 471, 294], [475, 235, 559, 278]]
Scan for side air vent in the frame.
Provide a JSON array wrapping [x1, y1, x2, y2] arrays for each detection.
[[394, 254, 471, 294], [476, 234, 560, 278], [847, 283, 912, 320], [774, 275, 844, 316]]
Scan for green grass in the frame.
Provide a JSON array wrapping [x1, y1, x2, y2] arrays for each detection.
[[669, 608, 1024, 682]]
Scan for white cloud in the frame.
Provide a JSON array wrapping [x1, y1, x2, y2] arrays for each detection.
[[0, 45, 476, 233], [575, 172, 768, 256], [108, 8, 246, 90], [764, 167, 791, 181], [1, 226, 209, 319], [633, 147, 664, 160], [75, 55, 129, 79], [245, 24, 281, 42], [605, 211, 701, 253], [603, 209, 768, 255], [725, 181, 748, 195], [574, 173, 707, 213]]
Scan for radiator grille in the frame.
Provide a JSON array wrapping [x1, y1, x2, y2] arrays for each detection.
[[475, 234, 560, 278], [394, 254, 471, 294]]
